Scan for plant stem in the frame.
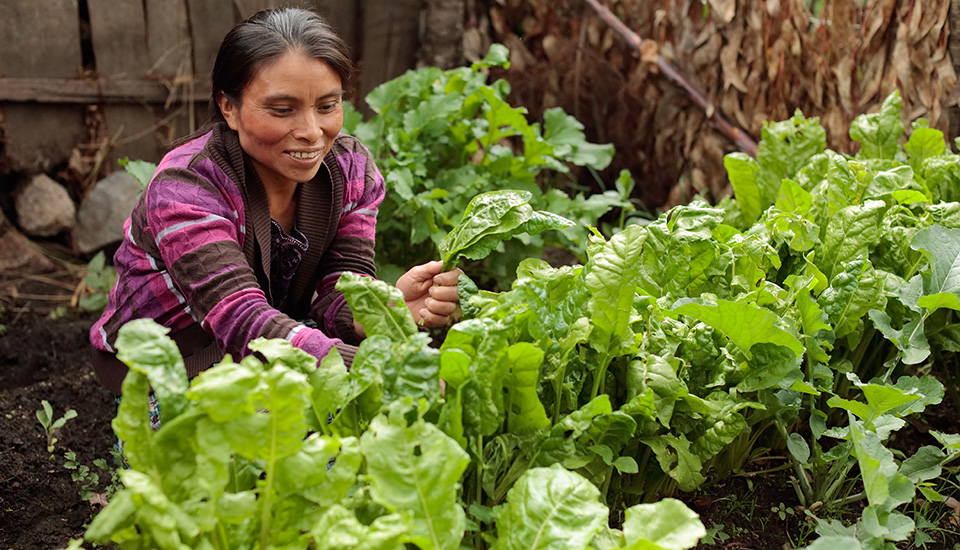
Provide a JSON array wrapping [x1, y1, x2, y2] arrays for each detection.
[[774, 417, 813, 506]]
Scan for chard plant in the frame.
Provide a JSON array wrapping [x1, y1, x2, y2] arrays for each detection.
[[75, 318, 707, 550], [343, 44, 630, 287]]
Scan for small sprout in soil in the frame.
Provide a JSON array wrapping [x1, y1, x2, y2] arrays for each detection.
[[771, 501, 795, 521], [36, 399, 77, 454]]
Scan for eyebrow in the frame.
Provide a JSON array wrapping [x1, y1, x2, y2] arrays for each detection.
[[262, 89, 344, 102]]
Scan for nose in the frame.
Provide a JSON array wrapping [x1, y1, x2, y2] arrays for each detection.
[[293, 111, 322, 142]]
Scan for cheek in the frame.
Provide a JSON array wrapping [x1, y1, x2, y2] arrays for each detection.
[[245, 114, 292, 147]]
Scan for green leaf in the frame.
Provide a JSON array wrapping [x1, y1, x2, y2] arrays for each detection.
[[756, 109, 827, 184], [473, 43, 511, 70], [337, 273, 418, 341], [438, 190, 573, 271], [911, 225, 960, 313], [361, 411, 470, 550], [803, 536, 864, 550], [787, 432, 811, 463], [672, 298, 803, 358], [586, 224, 645, 349], [543, 108, 614, 169], [115, 319, 190, 423], [491, 466, 608, 550], [724, 152, 764, 224], [868, 309, 930, 365], [849, 90, 904, 161], [639, 434, 706, 492], [118, 157, 157, 187], [311, 506, 407, 550], [816, 200, 887, 280], [504, 343, 551, 434], [847, 416, 915, 509], [621, 498, 706, 550]]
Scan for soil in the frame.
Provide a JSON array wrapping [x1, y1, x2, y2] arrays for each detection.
[[1, 270, 959, 550]]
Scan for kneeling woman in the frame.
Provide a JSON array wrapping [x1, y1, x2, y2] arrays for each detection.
[[90, 8, 461, 397]]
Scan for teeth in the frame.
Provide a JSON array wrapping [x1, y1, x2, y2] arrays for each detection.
[[290, 151, 320, 159]]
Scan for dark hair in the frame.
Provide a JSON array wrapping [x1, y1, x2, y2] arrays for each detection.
[[208, 7, 354, 123]]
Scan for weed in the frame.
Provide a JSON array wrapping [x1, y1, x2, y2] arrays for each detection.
[[76, 251, 117, 313], [35, 400, 76, 454], [701, 522, 731, 545], [772, 501, 795, 521]]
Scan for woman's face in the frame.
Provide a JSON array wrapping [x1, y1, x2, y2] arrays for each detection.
[[218, 49, 344, 190]]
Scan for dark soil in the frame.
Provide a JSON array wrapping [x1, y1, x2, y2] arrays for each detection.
[[0, 276, 117, 550], [1, 271, 959, 550]]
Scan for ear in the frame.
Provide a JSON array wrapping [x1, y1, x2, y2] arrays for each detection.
[[218, 93, 240, 131]]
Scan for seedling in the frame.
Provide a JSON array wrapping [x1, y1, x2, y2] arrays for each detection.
[[36, 400, 77, 454]]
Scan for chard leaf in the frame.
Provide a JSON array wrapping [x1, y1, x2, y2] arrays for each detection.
[[756, 109, 827, 187], [724, 152, 764, 224], [867, 309, 930, 365], [116, 319, 189, 422], [804, 536, 864, 550], [311, 506, 407, 550], [847, 417, 915, 509], [819, 258, 885, 341], [338, 273, 418, 341], [816, 200, 887, 280], [587, 223, 645, 350], [827, 381, 920, 423], [850, 91, 904, 161], [899, 446, 947, 484], [905, 126, 946, 172], [621, 498, 706, 550], [113, 370, 154, 472], [543, 107, 614, 169], [628, 355, 684, 427], [922, 155, 960, 203], [273, 434, 361, 505], [639, 434, 706, 492], [672, 298, 804, 358], [438, 190, 573, 271], [361, 411, 470, 550], [911, 225, 960, 312], [737, 342, 803, 393], [491, 466, 607, 550], [504, 343, 551, 434]]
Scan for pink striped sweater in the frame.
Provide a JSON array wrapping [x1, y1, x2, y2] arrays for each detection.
[[90, 123, 383, 391]]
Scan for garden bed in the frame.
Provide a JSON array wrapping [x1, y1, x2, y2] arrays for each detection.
[[1, 273, 959, 549]]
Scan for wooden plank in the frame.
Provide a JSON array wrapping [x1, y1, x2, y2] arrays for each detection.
[[314, 0, 360, 62], [87, 0, 150, 75], [359, 0, 422, 103], [0, 0, 85, 173], [147, 0, 192, 77], [0, 78, 210, 104], [234, 0, 288, 18], [0, 0, 82, 77], [186, 0, 240, 77]]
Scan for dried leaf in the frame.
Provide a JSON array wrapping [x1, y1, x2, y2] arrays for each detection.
[[708, 0, 736, 24]]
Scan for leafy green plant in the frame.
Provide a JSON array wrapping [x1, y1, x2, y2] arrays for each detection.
[[77, 251, 117, 312], [438, 189, 573, 271], [117, 157, 156, 188], [76, 318, 707, 550], [344, 44, 624, 286], [36, 400, 76, 454]]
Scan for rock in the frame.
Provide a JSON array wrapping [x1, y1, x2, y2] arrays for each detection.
[[75, 170, 143, 254], [15, 174, 76, 237], [0, 211, 55, 274]]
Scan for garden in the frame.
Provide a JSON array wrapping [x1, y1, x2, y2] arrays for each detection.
[[3, 7, 960, 550]]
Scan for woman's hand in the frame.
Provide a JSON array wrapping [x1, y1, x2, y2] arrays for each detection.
[[396, 261, 463, 327]]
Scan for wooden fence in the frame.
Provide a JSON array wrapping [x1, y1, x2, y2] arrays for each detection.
[[0, 0, 422, 181]]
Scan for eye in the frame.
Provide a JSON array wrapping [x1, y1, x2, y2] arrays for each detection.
[[318, 101, 340, 113], [270, 106, 294, 116]]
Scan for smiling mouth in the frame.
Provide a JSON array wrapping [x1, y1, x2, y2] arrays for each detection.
[[289, 150, 321, 160]]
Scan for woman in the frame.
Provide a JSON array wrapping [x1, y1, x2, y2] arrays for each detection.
[[90, 7, 461, 395]]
